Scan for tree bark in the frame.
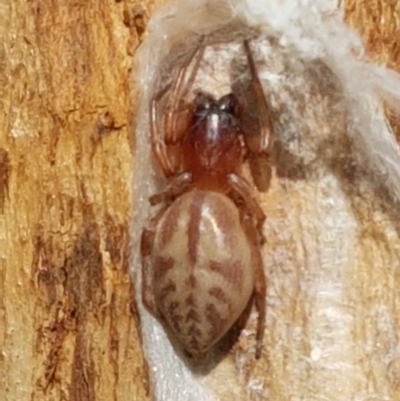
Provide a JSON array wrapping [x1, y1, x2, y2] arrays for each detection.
[[1, 1, 150, 400], [1, 1, 400, 401]]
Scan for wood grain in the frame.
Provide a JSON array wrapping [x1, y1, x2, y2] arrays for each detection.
[[1, 1, 149, 400], [1, 0, 400, 400]]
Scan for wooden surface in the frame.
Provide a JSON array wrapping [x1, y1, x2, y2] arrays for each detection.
[[1, 1, 150, 400], [1, 0, 400, 400], [345, 0, 400, 68]]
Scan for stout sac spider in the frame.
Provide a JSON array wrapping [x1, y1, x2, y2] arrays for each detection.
[[140, 39, 272, 358]]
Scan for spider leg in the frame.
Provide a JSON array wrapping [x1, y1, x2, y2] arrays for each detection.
[[149, 36, 206, 177], [227, 173, 266, 243], [243, 40, 274, 155], [165, 35, 206, 144], [240, 210, 266, 359], [148, 172, 192, 206], [150, 83, 176, 177], [141, 205, 169, 318]]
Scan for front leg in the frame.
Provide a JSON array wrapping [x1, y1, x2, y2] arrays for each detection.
[[243, 40, 274, 155], [243, 40, 274, 192], [164, 35, 205, 144], [150, 84, 176, 177]]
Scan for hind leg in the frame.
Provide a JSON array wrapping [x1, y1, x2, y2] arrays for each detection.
[[240, 209, 266, 359], [140, 206, 169, 318], [227, 173, 266, 243]]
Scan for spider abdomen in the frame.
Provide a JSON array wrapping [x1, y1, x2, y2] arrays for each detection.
[[151, 190, 255, 358]]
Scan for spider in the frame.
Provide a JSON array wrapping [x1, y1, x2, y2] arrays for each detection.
[[140, 38, 272, 359]]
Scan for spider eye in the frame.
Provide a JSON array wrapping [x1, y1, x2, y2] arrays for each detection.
[[218, 94, 240, 115], [194, 92, 215, 113]]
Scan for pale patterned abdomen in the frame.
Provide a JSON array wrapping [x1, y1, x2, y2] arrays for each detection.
[[151, 190, 255, 357]]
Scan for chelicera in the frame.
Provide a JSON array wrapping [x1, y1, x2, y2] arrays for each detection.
[[140, 39, 272, 359]]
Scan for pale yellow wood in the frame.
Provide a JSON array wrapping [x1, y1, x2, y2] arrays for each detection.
[[1, 1, 150, 400]]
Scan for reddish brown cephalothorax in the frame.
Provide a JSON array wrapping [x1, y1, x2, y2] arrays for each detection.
[[140, 39, 272, 359]]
